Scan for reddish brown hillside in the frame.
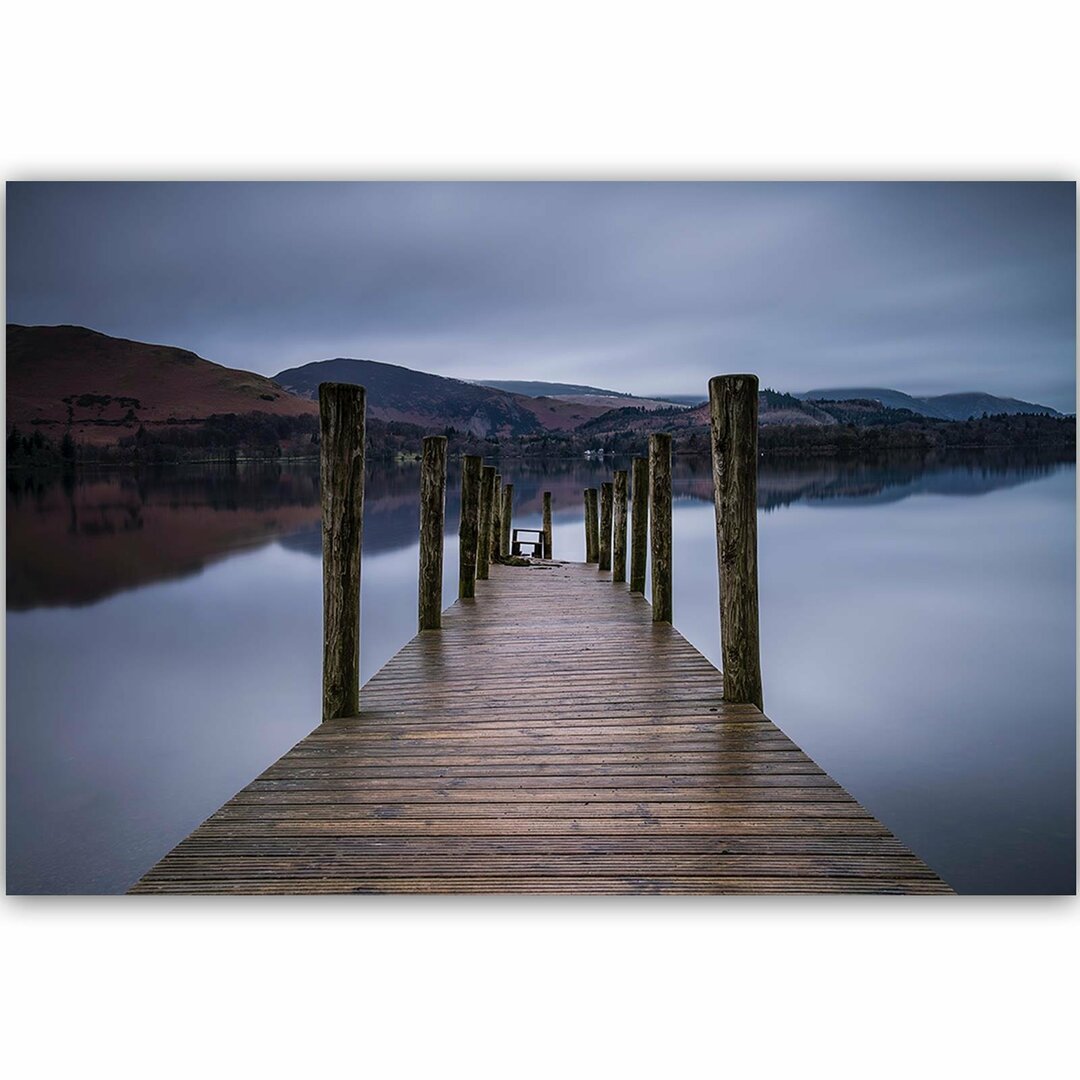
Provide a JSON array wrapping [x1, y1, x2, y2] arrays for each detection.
[[7, 324, 317, 445]]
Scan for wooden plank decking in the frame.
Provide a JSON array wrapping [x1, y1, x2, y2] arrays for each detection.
[[132, 561, 951, 894]]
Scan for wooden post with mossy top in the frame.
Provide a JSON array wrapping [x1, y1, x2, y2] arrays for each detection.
[[458, 455, 482, 599], [649, 434, 672, 623], [584, 488, 599, 563], [319, 382, 366, 722], [500, 483, 513, 557], [612, 469, 628, 583], [492, 473, 502, 561], [418, 435, 447, 631], [478, 465, 496, 581], [708, 374, 763, 710], [599, 481, 614, 572], [629, 457, 649, 593]]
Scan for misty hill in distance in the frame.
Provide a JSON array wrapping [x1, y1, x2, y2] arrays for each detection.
[[274, 357, 610, 436], [477, 380, 1064, 420], [799, 386, 1062, 420], [474, 378, 680, 413], [474, 379, 633, 398]]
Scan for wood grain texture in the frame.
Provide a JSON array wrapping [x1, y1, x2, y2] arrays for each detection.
[[319, 383, 366, 722], [500, 483, 513, 558], [584, 488, 599, 563], [599, 481, 614, 572], [709, 374, 763, 709], [418, 436, 446, 631], [132, 561, 950, 895], [543, 491, 553, 560], [649, 433, 672, 624], [477, 465, 496, 581], [491, 475, 502, 562], [630, 456, 649, 594], [458, 455, 481, 599], [612, 470, 628, 583]]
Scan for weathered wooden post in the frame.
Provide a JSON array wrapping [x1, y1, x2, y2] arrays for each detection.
[[478, 465, 496, 581], [458, 455, 482, 599], [649, 434, 672, 623], [612, 469, 628, 583], [418, 435, 447, 631], [584, 488, 599, 563], [320, 382, 366, 723], [629, 456, 649, 594], [709, 374, 763, 710], [492, 473, 502, 561], [500, 482, 513, 557], [598, 481, 614, 572], [542, 491, 553, 559]]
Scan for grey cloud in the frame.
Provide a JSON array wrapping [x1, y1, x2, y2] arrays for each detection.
[[6, 181, 1075, 410]]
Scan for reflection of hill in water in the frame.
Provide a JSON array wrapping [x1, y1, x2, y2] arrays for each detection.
[[6, 464, 324, 610], [7, 449, 1073, 609]]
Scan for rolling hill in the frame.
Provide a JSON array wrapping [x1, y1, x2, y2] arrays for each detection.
[[799, 386, 1061, 420], [7, 324, 317, 444], [274, 357, 611, 436]]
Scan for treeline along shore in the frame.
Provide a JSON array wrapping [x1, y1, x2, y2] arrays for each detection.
[[6, 406, 1075, 470]]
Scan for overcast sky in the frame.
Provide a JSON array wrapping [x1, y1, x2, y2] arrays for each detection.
[[7, 181, 1076, 410]]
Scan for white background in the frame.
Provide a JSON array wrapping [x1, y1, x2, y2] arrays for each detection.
[[2, 2, 1077, 1077]]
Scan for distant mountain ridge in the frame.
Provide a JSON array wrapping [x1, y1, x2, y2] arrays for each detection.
[[273, 357, 610, 436], [473, 379, 692, 413], [473, 379, 632, 398], [798, 386, 1062, 420]]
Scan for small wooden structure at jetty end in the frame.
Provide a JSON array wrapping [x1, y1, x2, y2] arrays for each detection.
[[132, 375, 951, 894]]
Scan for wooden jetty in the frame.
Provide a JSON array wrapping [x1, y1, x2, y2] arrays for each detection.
[[131, 375, 950, 895]]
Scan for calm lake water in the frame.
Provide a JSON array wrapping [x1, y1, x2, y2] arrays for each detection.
[[6, 451, 1076, 895]]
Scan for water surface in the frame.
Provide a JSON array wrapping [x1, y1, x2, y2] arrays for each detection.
[[6, 451, 1075, 894]]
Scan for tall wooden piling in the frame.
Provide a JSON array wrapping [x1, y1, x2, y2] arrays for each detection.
[[649, 434, 672, 623], [543, 492, 553, 559], [319, 382, 366, 723], [584, 488, 599, 563], [458, 455, 482, 599], [418, 435, 447, 632], [500, 483, 513, 557], [599, 482, 614, 572], [612, 470, 628, 583], [629, 457, 649, 594], [477, 465, 496, 580], [709, 374, 763, 710], [492, 474, 502, 561]]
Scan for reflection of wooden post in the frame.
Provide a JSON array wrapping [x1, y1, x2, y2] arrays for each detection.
[[458, 455, 481, 599], [418, 435, 447, 631], [320, 382, 366, 722], [612, 470, 628, 583], [598, 482, 614, 572], [500, 483, 513, 557], [709, 374, 763, 710], [649, 434, 672, 623], [478, 465, 496, 581], [542, 491, 553, 559], [492, 473, 502, 561], [629, 457, 648, 594]]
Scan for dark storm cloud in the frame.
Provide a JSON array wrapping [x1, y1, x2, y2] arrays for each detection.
[[6, 181, 1075, 410]]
